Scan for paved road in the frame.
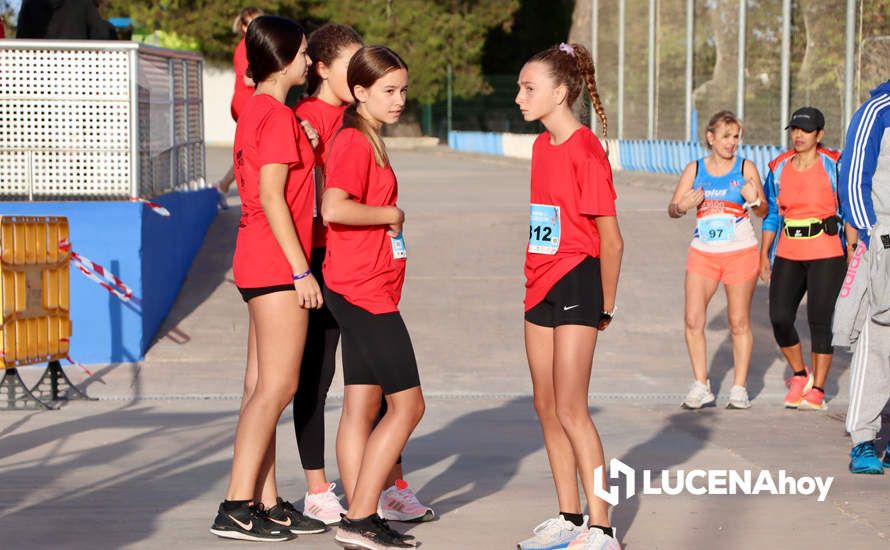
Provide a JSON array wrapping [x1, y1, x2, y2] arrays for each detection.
[[1, 147, 887, 549]]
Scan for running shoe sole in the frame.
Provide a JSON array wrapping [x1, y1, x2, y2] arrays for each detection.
[[335, 532, 410, 550], [680, 399, 716, 410], [380, 509, 436, 523], [798, 400, 828, 411], [209, 527, 291, 542], [726, 402, 751, 410], [849, 464, 883, 474], [516, 543, 574, 550], [289, 525, 327, 535]]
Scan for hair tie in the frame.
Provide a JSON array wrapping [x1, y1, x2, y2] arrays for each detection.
[[559, 43, 575, 57]]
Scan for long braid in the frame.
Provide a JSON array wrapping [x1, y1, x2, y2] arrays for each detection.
[[570, 43, 608, 138]]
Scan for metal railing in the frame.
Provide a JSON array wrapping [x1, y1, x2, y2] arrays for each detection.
[[0, 40, 206, 201]]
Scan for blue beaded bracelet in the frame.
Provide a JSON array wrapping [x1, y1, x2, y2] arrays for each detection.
[[293, 269, 312, 281]]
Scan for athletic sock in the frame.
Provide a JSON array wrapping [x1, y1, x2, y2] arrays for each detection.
[[792, 369, 808, 376], [222, 499, 251, 512], [812, 386, 824, 393], [589, 524, 614, 538], [561, 512, 584, 526], [310, 483, 331, 494]]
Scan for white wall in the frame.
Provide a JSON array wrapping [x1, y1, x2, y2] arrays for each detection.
[[203, 65, 236, 146]]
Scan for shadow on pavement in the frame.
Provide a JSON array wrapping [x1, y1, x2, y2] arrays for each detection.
[[0, 405, 236, 547], [611, 410, 712, 547], [396, 397, 550, 520]]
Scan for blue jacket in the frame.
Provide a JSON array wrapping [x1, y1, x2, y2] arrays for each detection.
[[762, 147, 842, 263], [839, 79, 890, 245]]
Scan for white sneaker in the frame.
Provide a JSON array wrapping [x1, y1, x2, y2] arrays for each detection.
[[726, 385, 751, 409], [302, 482, 347, 525], [518, 515, 587, 550], [377, 480, 435, 522], [681, 380, 715, 409], [567, 526, 621, 549]]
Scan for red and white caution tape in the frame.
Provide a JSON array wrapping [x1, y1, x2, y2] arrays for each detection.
[[59, 338, 102, 381], [130, 197, 171, 217], [59, 239, 134, 302]]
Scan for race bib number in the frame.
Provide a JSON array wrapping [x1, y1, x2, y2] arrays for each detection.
[[391, 233, 407, 260], [529, 204, 560, 255], [697, 216, 735, 243]]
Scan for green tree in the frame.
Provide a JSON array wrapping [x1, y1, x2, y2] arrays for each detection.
[[110, 0, 518, 105], [307, 0, 519, 104]]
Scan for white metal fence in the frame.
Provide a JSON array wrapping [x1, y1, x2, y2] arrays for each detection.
[[0, 40, 205, 200]]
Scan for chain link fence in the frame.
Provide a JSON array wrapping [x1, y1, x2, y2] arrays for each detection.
[[436, 0, 890, 149]]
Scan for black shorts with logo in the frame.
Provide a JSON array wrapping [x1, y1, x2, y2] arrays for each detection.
[[525, 256, 603, 328]]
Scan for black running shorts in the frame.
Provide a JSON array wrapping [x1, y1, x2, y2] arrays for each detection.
[[324, 288, 421, 395], [524, 256, 603, 328]]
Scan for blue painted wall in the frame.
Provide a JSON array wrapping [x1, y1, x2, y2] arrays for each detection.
[[0, 188, 217, 364], [448, 131, 786, 180]]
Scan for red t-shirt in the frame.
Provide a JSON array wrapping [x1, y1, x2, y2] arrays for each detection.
[[776, 160, 844, 261], [294, 97, 348, 248], [524, 127, 617, 311], [322, 128, 405, 314], [230, 39, 253, 121], [232, 94, 315, 288]]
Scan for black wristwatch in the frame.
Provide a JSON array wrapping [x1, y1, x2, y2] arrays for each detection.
[[600, 305, 618, 323]]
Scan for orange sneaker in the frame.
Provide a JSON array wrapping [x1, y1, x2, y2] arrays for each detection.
[[784, 369, 813, 408], [799, 387, 827, 411]]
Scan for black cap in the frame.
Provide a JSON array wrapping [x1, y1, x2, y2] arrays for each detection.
[[785, 107, 825, 132]]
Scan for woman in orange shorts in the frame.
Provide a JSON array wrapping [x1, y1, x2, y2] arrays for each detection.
[[668, 111, 767, 410]]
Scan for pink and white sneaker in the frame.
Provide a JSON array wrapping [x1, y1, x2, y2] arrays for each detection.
[[302, 482, 347, 526], [377, 479, 436, 522], [568, 526, 621, 550]]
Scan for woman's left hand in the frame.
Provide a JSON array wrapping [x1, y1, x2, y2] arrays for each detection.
[[740, 179, 759, 203]]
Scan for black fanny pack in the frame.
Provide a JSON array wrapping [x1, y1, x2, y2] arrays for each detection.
[[783, 215, 840, 238]]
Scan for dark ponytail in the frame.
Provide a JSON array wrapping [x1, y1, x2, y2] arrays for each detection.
[[245, 15, 306, 84]]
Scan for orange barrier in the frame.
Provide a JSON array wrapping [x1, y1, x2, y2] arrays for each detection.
[[0, 216, 88, 410]]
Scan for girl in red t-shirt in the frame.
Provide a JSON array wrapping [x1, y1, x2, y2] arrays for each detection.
[[210, 16, 325, 543], [289, 23, 362, 525], [213, 7, 263, 209], [515, 43, 623, 550], [293, 26, 433, 527], [320, 46, 424, 549]]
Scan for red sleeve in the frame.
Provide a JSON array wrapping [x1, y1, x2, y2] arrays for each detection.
[[258, 109, 301, 167], [579, 156, 617, 217], [326, 130, 371, 200], [233, 39, 248, 79]]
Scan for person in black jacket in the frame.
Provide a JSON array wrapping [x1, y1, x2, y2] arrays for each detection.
[[16, 0, 116, 40]]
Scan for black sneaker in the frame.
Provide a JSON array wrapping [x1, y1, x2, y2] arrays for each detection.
[[334, 513, 416, 549], [267, 497, 327, 535], [373, 515, 417, 546], [210, 501, 293, 542]]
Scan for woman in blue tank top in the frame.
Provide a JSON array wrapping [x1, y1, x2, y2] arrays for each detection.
[[667, 111, 767, 410]]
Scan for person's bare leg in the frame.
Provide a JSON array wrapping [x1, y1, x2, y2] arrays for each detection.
[[684, 271, 720, 383], [337, 385, 382, 504], [725, 277, 756, 387], [780, 343, 807, 373], [526, 321, 582, 514], [551, 324, 608, 526], [226, 292, 307, 500], [812, 352, 833, 389], [346, 387, 424, 518], [216, 165, 236, 194]]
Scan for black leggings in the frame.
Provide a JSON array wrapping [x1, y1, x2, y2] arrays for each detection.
[[293, 248, 340, 471], [769, 255, 846, 354], [292, 248, 403, 471]]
